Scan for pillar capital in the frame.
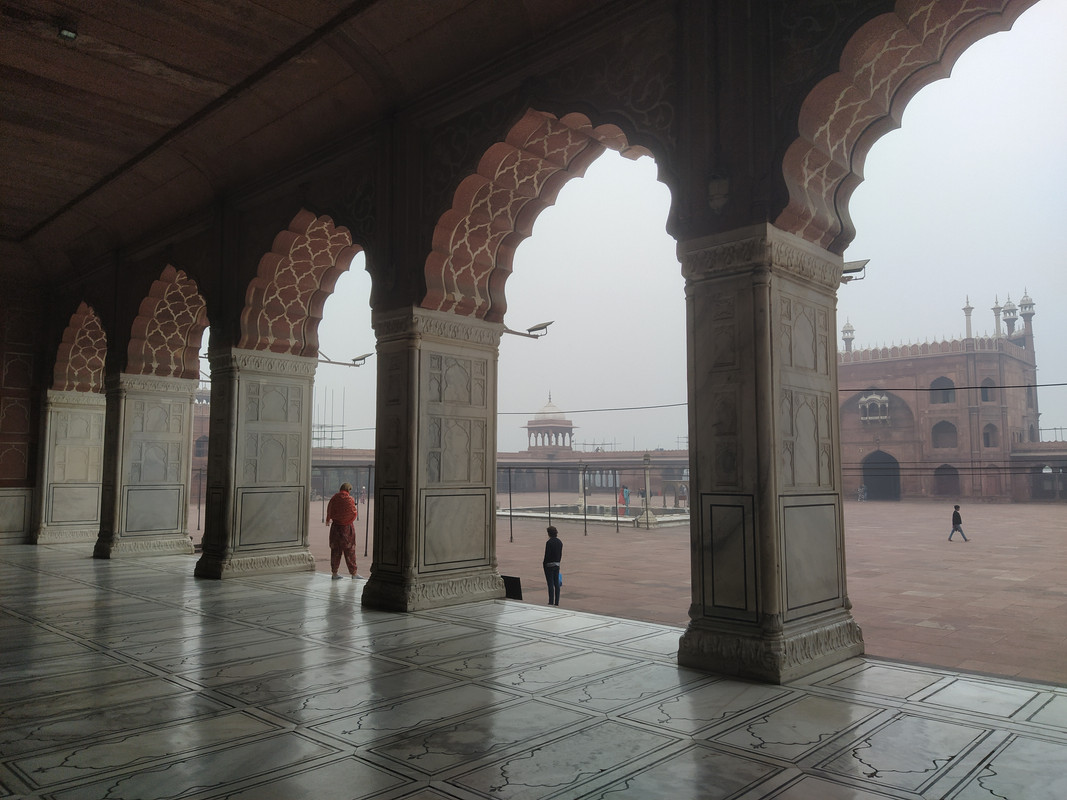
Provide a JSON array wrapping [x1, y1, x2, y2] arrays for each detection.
[[678, 223, 844, 291], [373, 306, 503, 348]]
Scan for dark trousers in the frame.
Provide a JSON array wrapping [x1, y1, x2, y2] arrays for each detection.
[[544, 564, 560, 605]]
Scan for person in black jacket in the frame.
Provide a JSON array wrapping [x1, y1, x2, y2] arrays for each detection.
[[543, 525, 563, 605], [949, 504, 968, 542]]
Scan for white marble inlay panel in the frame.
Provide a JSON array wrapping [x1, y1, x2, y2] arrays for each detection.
[[49, 485, 99, 523], [953, 736, 1067, 800], [219, 756, 411, 800], [818, 713, 988, 792], [918, 678, 1039, 719], [623, 680, 792, 734], [585, 743, 779, 800], [124, 486, 181, 532], [452, 719, 678, 799], [433, 640, 581, 678], [209, 655, 405, 702], [712, 695, 882, 760], [820, 663, 943, 700], [381, 631, 531, 665], [47, 733, 337, 800], [238, 487, 302, 545], [488, 652, 639, 693], [1028, 694, 1067, 728], [547, 663, 714, 713]]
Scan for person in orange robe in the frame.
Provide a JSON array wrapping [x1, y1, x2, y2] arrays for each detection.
[[326, 482, 359, 579]]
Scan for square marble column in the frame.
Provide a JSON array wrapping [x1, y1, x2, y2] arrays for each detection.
[[94, 375, 197, 557], [194, 348, 316, 578], [34, 389, 105, 543], [361, 307, 504, 611], [677, 223, 863, 683]]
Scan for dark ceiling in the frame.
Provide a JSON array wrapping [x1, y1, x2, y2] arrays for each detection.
[[0, 0, 609, 281]]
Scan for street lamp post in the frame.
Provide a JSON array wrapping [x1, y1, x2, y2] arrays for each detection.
[[579, 461, 587, 536]]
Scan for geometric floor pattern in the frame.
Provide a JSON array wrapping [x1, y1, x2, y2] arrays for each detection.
[[2, 546, 1065, 799]]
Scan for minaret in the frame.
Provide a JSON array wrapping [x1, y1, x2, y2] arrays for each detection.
[[841, 319, 855, 353], [1002, 294, 1018, 335], [1019, 289, 1035, 351], [992, 296, 1003, 338], [963, 296, 973, 339]]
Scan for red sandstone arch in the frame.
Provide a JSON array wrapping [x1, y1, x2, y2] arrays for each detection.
[[776, 0, 1037, 254], [240, 210, 362, 356], [53, 302, 106, 393], [422, 109, 653, 323], [127, 266, 209, 379]]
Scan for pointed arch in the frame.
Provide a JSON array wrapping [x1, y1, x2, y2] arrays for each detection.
[[422, 109, 654, 323], [240, 209, 363, 356], [127, 266, 208, 379], [776, 1, 1036, 253], [53, 302, 106, 393]]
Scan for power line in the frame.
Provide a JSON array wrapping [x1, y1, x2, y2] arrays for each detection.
[[840, 382, 1066, 392]]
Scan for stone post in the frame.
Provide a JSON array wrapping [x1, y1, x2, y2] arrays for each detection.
[[194, 348, 317, 577], [94, 374, 197, 557], [677, 223, 863, 683], [33, 389, 106, 543], [361, 307, 504, 611]]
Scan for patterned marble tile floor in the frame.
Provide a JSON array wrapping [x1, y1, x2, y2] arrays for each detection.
[[2, 546, 1065, 800]]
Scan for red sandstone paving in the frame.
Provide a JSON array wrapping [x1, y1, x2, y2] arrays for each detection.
[[297, 497, 1067, 686]]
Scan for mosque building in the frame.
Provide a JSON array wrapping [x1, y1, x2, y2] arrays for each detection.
[[837, 291, 1066, 502]]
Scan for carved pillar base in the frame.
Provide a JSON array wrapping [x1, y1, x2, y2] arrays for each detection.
[[679, 612, 863, 684], [361, 568, 504, 612], [35, 526, 103, 544], [194, 549, 314, 579], [94, 533, 194, 558]]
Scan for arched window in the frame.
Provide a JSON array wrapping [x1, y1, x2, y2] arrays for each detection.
[[194, 435, 209, 457], [982, 424, 999, 448], [932, 421, 958, 449], [930, 377, 956, 404], [934, 464, 960, 496], [858, 391, 889, 423], [980, 378, 996, 402]]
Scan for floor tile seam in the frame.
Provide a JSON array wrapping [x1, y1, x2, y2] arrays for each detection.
[[894, 702, 1067, 742], [848, 654, 1067, 691]]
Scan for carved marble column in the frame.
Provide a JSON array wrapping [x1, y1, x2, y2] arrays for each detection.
[[361, 307, 504, 611], [94, 374, 197, 557], [194, 348, 316, 577], [34, 390, 106, 543], [677, 223, 863, 683]]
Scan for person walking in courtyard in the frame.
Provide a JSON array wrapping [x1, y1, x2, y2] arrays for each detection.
[[543, 525, 563, 606], [326, 482, 360, 579], [949, 504, 969, 542]]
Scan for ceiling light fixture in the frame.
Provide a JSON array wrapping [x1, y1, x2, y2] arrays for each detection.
[[57, 20, 77, 40]]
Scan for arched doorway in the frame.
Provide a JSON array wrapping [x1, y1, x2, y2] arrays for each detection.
[[862, 450, 900, 500], [934, 464, 961, 497]]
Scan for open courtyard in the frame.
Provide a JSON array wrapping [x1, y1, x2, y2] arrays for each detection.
[[304, 498, 1067, 686]]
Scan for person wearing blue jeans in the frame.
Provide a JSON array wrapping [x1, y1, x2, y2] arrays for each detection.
[[949, 504, 968, 541], [543, 525, 562, 605]]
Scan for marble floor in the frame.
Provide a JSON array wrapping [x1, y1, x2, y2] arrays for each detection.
[[2, 546, 1065, 800]]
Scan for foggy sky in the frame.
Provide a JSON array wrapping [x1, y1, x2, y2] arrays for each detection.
[[311, 0, 1067, 452]]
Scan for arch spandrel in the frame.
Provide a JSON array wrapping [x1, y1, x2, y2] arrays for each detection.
[[776, 0, 1037, 254], [239, 209, 362, 357], [127, 266, 209, 379], [53, 302, 107, 393], [422, 109, 657, 323]]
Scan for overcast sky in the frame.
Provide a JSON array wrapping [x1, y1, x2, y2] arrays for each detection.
[[313, 0, 1067, 452]]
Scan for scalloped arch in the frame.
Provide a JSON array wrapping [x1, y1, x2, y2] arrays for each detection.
[[776, 0, 1036, 254], [127, 266, 209, 379], [53, 302, 106, 392], [240, 210, 362, 356], [422, 109, 653, 323]]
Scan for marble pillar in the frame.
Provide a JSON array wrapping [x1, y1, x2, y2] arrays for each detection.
[[677, 223, 863, 683], [94, 374, 197, 557], [34, 389, 105, 543], [194, 348, 315, 578], [361, 307, 504, 611]]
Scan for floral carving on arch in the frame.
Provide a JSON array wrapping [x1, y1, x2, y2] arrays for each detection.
[[53, 302, 106, 392], [240, 210, 362, 357], [127, 266, 208, 379], [422, 109, 653, 323], [776, 0, 1036, 254]]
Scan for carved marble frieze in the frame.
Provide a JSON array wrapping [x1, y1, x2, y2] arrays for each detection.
[[212, 348, 318, 379], [680, 225, 843, 290], [113, 373, 199, 397], [373, 307, 502, 347]]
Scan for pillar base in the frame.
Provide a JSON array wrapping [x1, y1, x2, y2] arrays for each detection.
[[679, 611, 864, 684], [193, 548, 315, 578], [94, 534, 195, 558], [34, 525, 99, 544], [362, 568, 505, 612]]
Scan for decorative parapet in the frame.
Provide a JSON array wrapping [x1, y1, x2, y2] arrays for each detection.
[[839, 334, 1032, 364]]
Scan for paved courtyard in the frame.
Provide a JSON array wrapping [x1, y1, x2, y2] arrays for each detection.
[[304, 498, 1067, 686]]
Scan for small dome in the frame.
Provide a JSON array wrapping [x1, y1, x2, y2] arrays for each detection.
[[535, 399, 566, 419], [841, 321, 854, 333]]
